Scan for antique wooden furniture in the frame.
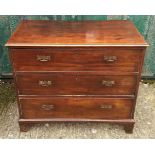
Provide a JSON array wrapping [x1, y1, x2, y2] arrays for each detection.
[[6, 20, 148, 133]]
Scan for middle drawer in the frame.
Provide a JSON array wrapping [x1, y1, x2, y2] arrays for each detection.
[[16, 72, 137, 96]]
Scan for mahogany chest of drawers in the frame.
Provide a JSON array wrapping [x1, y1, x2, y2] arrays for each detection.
[[6, 20, 148, 133]]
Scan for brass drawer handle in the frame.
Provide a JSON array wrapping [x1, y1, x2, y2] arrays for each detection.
[[39, 80, 52, 87], [102, 80, 115, 87], [100, 104, 112, 109], [37, 55, 51, 62], [41, 104, 54, 110], [104, 56, 117, 62]]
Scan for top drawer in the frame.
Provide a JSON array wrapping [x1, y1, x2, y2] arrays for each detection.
[[10, 47, 143, 72]]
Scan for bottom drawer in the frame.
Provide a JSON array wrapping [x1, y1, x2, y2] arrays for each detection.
[[19, 97, 134, 119]]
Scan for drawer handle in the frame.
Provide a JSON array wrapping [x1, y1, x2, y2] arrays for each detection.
[[104, 56, 117, 62], [41, 104, 54, 110], [100, 104, 112, 109], [39, 80, 52, 87], [102, 80, 115, 87], [37, 55, 51, 62]]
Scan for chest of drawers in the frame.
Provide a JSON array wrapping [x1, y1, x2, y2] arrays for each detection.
[[6, 20, 148, 133]]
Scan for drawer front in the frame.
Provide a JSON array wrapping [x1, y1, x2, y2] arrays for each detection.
[[11, 48, 142, 72], [16, 72, 137, 95], [19, 97, 133, 119]]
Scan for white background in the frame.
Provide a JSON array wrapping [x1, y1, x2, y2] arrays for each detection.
[[0, 0, 155, 15]]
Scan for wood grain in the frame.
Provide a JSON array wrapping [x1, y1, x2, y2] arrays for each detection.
[[16, 72, 137, 96], [19, 97, 133, 119], [6, 20, 148, 47], [10, 47, 142, 72], [7, 20, 147, 133]]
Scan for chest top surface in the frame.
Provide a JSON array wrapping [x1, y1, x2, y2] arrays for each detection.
[[6, 20, 148, 47]]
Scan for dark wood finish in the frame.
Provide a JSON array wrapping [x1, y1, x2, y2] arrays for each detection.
[[6, 20, 148, 133], [18, 119, 135, 132], [16, 72, 137, 95], [6, 20, 148, 47], [19, 97, 133, 119], [19, 122, 31, 132], [124, 123, 135, 133], [10, 47, 142, 72]]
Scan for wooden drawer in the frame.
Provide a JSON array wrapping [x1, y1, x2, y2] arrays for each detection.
[[19, 97, 133, 119], [11, 48, 142, 72], [16, 72, 137, 96]]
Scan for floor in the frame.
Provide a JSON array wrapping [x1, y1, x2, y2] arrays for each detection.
[[0, 80, 155, 139]]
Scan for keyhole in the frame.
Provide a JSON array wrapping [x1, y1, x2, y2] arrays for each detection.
[[75, 76, 78, 81]]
